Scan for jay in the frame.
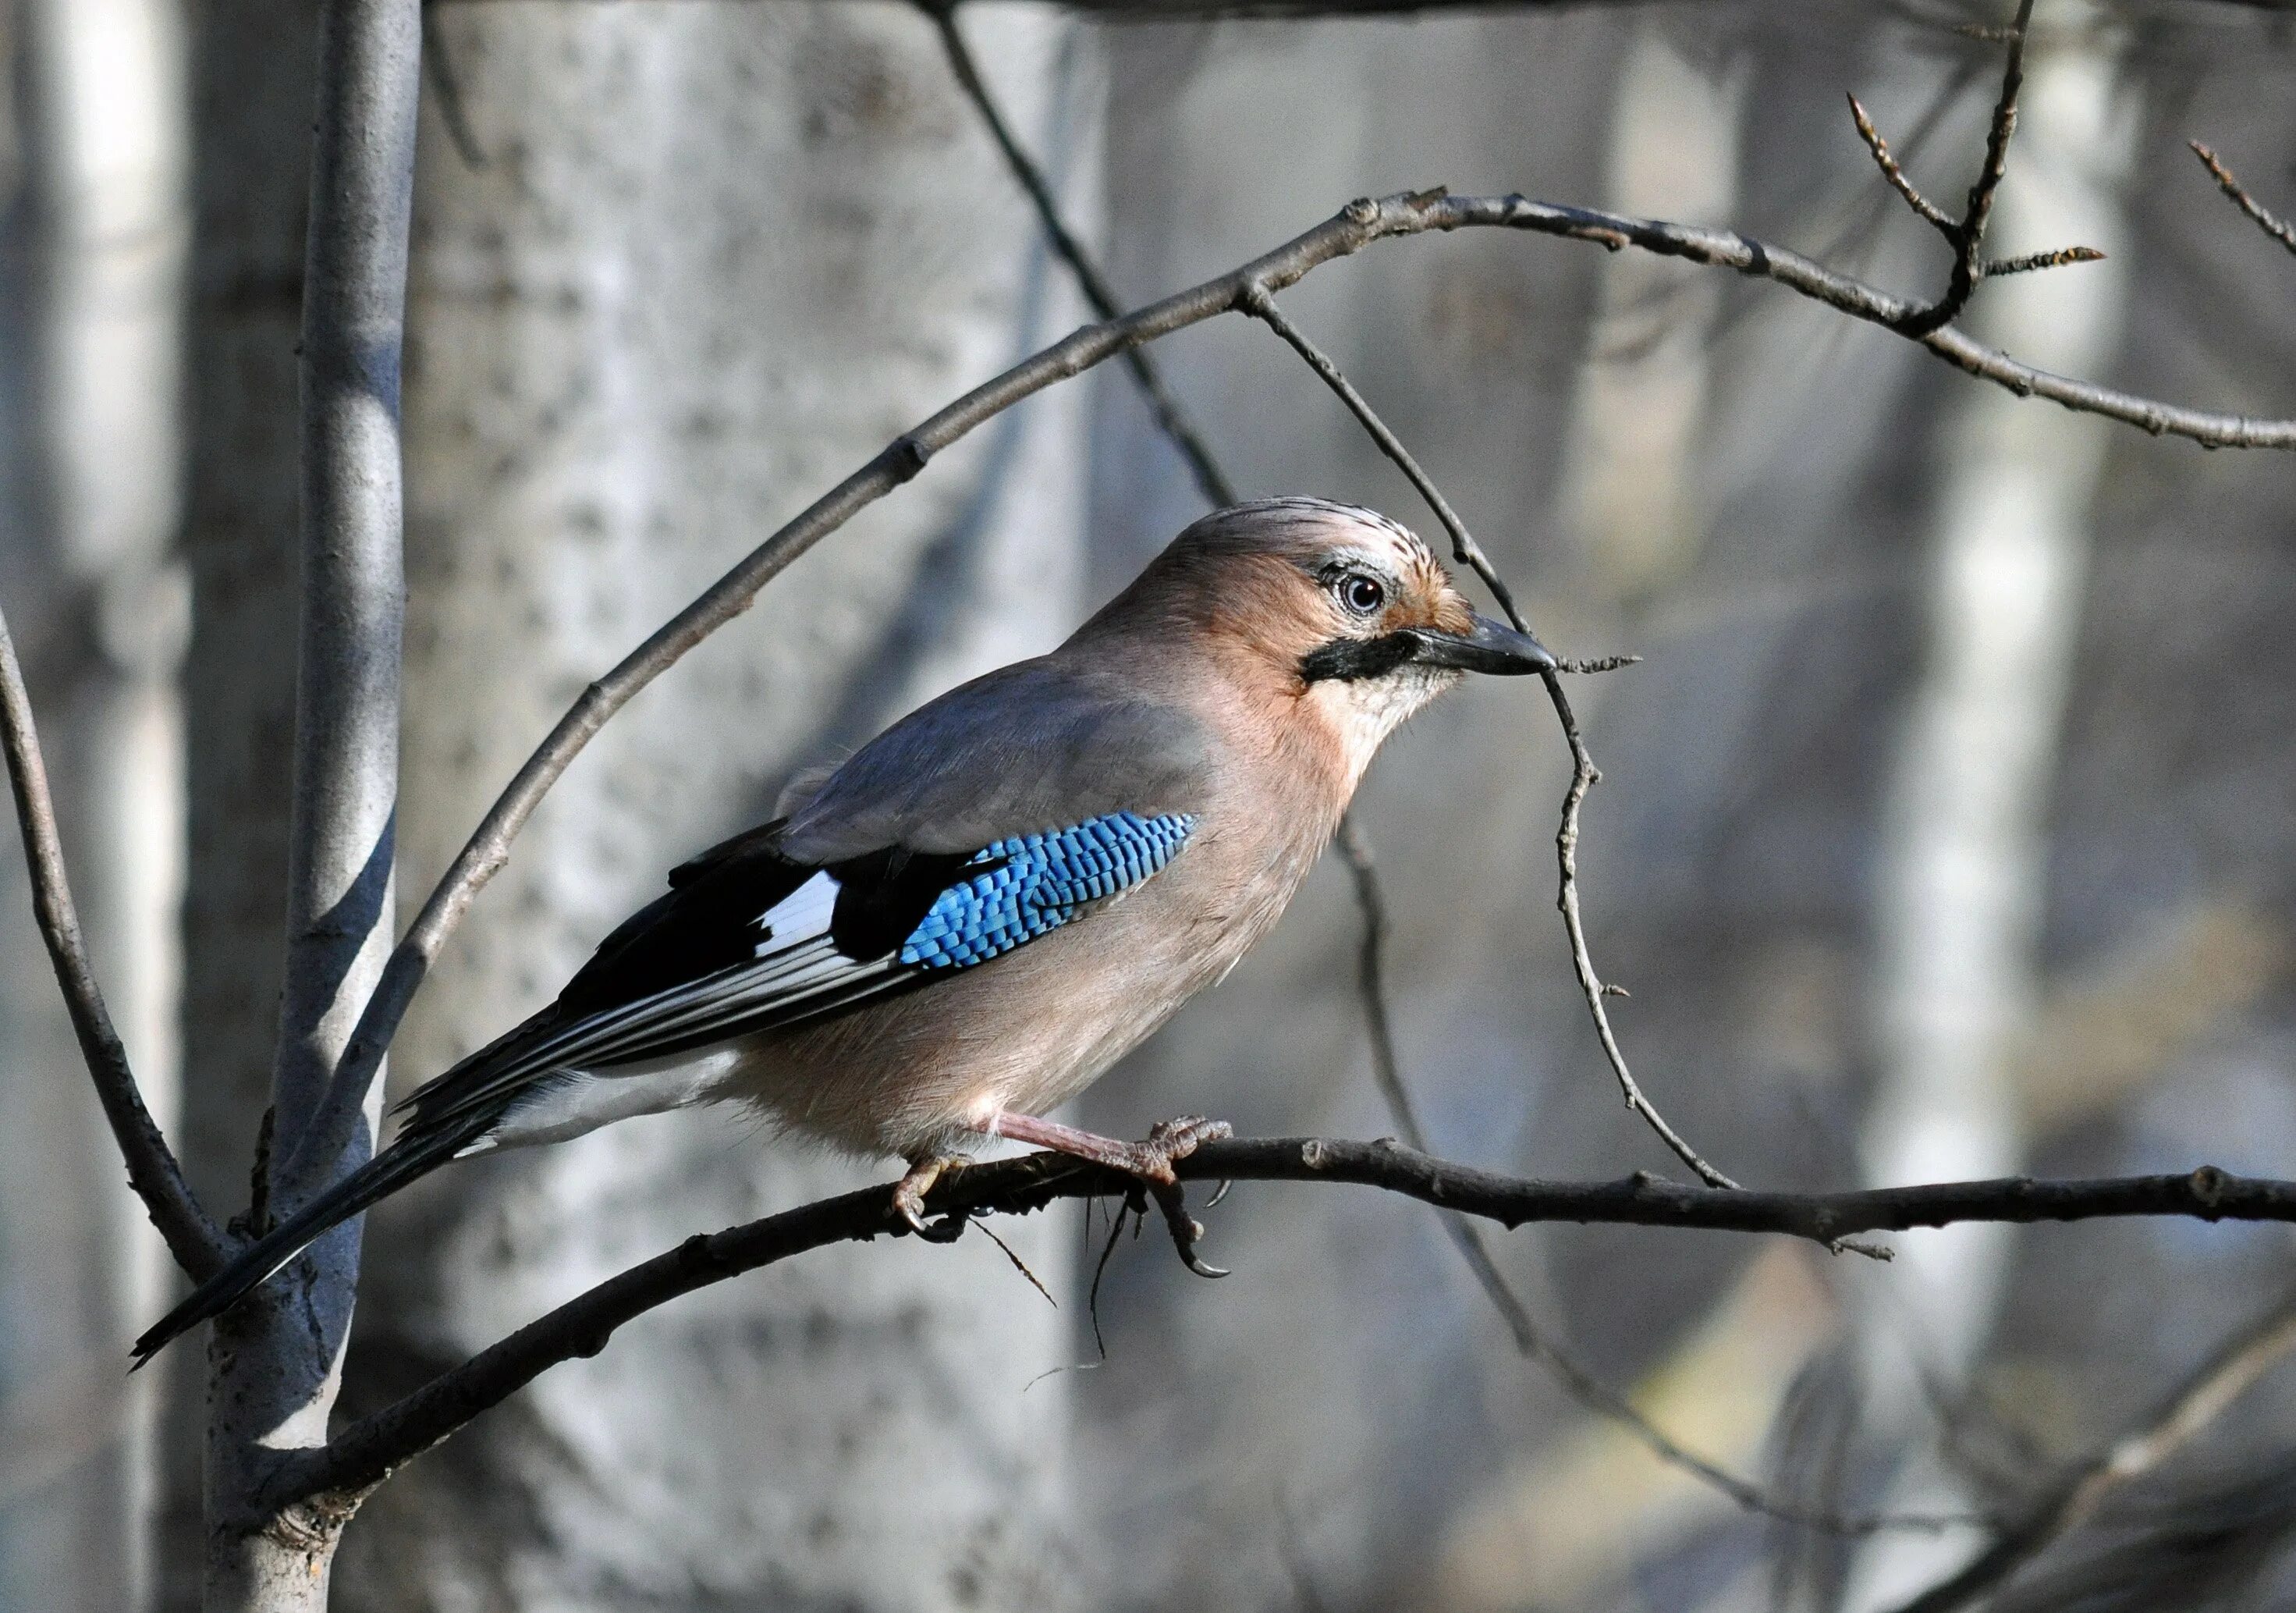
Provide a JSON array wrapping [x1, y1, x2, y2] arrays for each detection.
[[133, 496, 1552, 1363]]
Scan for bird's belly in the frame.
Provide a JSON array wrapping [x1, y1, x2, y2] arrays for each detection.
[[733, 847, 1299, 1159]]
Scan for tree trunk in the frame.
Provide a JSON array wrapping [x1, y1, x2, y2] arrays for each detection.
[[331, 5, 1094, 1608]]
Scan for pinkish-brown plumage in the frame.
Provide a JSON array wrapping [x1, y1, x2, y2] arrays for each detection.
[[132, 498, 1553, 1361]]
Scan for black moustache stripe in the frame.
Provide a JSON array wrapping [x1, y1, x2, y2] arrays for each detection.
[[1298, 631, 1422, 684]]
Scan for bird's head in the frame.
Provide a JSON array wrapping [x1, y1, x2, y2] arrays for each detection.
[[1090, 497, 1554, 783]]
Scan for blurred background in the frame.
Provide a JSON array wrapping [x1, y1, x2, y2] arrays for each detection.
[[3, 0, 2295, 1609]]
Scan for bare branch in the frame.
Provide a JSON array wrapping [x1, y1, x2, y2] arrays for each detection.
[[0, 607, 228, 1278], [924, 0, 1238, 506], [1238, 279, 1522, 620], [1849, 93, 1958, 235], [269, 1146, 2296, 1508], [290, 169, 2296, 1188], [1888, 1291, 2296, 1613], [2190, 140, 2296, 261]]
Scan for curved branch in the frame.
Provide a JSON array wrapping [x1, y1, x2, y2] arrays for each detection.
[[269, 1142, 2296, 1509], [0, 606, 229, 1277]]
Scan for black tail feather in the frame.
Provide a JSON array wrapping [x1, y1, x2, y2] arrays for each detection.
[[129, 1121, 481, 1369]]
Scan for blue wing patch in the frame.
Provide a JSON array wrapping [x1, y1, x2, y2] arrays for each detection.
[[900, 811, 1197, 970]]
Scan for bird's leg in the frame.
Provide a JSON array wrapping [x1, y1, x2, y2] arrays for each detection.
[[891, 1153, 971, 1242], [984, 1112, 1233, 1278]]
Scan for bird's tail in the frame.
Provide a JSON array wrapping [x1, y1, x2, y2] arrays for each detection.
[[128, 1117, 484, 1370]]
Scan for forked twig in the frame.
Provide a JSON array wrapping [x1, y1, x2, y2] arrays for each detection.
[[1858, 0, 2104, 337]]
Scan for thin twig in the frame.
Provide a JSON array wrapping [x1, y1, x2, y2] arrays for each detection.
[[1335, 822, 1944, 1537], [0, 608, 228, 1278], [1983, 245, 2106, 277], [924, 0, 1237, 507], [974, 1220, 1056, 1308], [1538, 671, 1742, 1189], [2190, 140, 2296, 261], [1849, 93, 1958, 234], [266, 1147, 2296, 1508], [1888, 1291, 2296, 1613], [287, 176, 2296, 1192], [1242, 282, 1735, 1189]]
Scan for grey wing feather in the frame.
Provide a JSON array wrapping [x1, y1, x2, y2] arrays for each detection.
[[777, 659, 1215, 863]]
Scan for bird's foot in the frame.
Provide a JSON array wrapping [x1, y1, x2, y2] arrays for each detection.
[[986, 1111, 1233, 1277], [891, 1153, 971, 1242]]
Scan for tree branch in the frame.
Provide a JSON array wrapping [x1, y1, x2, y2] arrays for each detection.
[[268, 1145, 2296, 1508], [0, 606, 228, 1278], [1903, 0, 2035, 337], [2189, 139, 2296, 261], [1888, 1289, 2296, 1613]]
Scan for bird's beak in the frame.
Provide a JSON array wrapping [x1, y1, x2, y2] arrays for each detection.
[[1407, 613, 1556, 676]]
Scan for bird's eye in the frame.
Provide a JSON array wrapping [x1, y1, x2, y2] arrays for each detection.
[[1336, 573, 1386, 616]]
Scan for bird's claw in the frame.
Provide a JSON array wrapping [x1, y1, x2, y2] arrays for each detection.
[[1144, 1178, 1230, 1278], [1122, 1116, 1232, 1278], [891, 1153, 970, 1242]]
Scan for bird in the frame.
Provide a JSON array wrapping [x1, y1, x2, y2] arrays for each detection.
[[131, 496, 1553, 1365]]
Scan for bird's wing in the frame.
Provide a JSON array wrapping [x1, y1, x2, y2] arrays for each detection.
[[393, 810, 1200, 1142]]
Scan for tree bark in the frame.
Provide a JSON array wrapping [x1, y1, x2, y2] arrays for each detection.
[[330, 5, 1092, 1608], [161, 1, 321, 1600]]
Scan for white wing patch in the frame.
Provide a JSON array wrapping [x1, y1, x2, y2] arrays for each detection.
[[755, 869, 838, 954]]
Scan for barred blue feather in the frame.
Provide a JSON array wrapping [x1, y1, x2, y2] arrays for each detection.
[[901, 812, 1198, 969]]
